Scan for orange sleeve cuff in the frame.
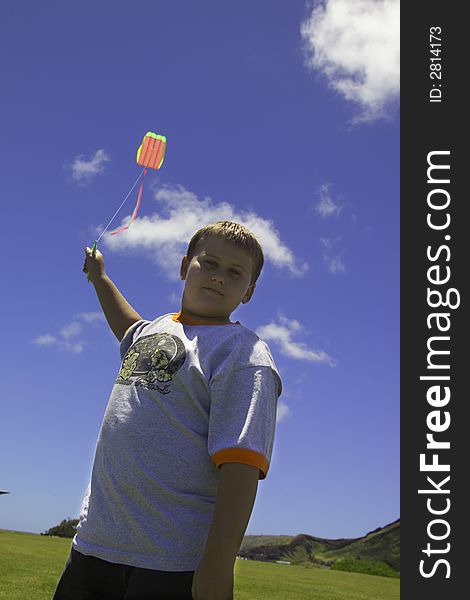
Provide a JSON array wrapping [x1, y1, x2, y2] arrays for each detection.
[[211, 448, 270, 480]]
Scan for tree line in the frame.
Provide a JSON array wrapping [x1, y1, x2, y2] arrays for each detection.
[[42, 518, 79, 538]]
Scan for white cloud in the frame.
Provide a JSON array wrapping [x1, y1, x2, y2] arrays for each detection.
[[75, 312, 106, 324], [276, 400, 290, 423], [168, 290, 181, 306], [62, 341, 86, 354], [319, 237, 333, 249], [300, 0, 400, 123], [256, 315, 337, 366], [32, 313, 107, 355], [318, 237, 346, 274], [101, 183, 308, 280], [325, 255, 346, 273], [60, 321, 83, 339], [315, 184, 342, 218], [33, 334, 56, 346], [316, 197, 341, 218], [31, 333, 85, 354], [68, 149, 111, 185]]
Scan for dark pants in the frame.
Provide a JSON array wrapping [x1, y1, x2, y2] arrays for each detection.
[[52, 549, 194, 600]]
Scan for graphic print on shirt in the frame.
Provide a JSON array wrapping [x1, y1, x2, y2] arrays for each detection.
[[117, 333, 186, 394]]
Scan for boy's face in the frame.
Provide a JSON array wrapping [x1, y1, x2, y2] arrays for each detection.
[[179, 236, 256, 323]]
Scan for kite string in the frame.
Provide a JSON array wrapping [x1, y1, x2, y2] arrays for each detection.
[[96, 167, 147, 243]]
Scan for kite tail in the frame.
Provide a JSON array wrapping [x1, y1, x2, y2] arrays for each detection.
[[110, 168, 148, 235]]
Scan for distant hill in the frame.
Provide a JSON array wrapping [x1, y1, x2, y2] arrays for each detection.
[[239, 519, 400, 577]]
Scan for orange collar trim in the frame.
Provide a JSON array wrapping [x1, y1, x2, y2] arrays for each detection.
[[172, 311, 240, 326]]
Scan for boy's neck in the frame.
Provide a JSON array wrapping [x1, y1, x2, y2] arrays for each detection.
[[173, 308, 237, 326]]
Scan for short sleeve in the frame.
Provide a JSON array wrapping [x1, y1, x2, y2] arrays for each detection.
[[119, 319, 152, 360], [208, 366, 281, 480]]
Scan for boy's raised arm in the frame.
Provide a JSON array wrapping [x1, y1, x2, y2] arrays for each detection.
[[83, 247, 142, 342]]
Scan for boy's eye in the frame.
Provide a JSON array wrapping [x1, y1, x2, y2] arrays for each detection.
[[202, 259, 241, 276]]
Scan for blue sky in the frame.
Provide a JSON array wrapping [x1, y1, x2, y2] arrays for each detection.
[[1, 0, 399, 539]]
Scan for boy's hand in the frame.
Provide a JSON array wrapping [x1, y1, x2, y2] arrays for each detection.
[[83, 246, 106, 283], [191, 555, 234, 600]]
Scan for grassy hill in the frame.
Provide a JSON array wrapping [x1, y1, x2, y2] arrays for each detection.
[[0, 530, 399, 600], [240, 519, 400, 577]]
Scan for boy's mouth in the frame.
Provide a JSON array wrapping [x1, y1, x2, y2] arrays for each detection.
[[202, 286, 224, 297]]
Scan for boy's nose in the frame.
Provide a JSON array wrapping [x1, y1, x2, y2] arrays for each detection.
[[211, 274, 225, 285]]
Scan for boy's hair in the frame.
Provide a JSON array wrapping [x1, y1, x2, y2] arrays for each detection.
[[186, 221, 264, 284]]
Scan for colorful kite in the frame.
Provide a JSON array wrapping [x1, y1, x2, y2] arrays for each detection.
[[87, 131, 167, 281]]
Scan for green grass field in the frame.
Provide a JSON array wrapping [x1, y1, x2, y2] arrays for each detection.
[[0, 530, 399, 599]]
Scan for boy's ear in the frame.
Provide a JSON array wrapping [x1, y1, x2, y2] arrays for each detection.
[[241, 283, 256, 304], [180, 256, 188, 280]]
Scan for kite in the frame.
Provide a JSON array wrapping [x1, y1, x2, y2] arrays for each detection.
[[87, 131, 167, 282]]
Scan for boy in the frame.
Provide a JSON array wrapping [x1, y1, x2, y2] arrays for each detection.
[[53, 221, 282, 600]]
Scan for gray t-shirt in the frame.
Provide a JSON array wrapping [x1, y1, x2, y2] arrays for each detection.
[[73, 312, 282, 571]]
